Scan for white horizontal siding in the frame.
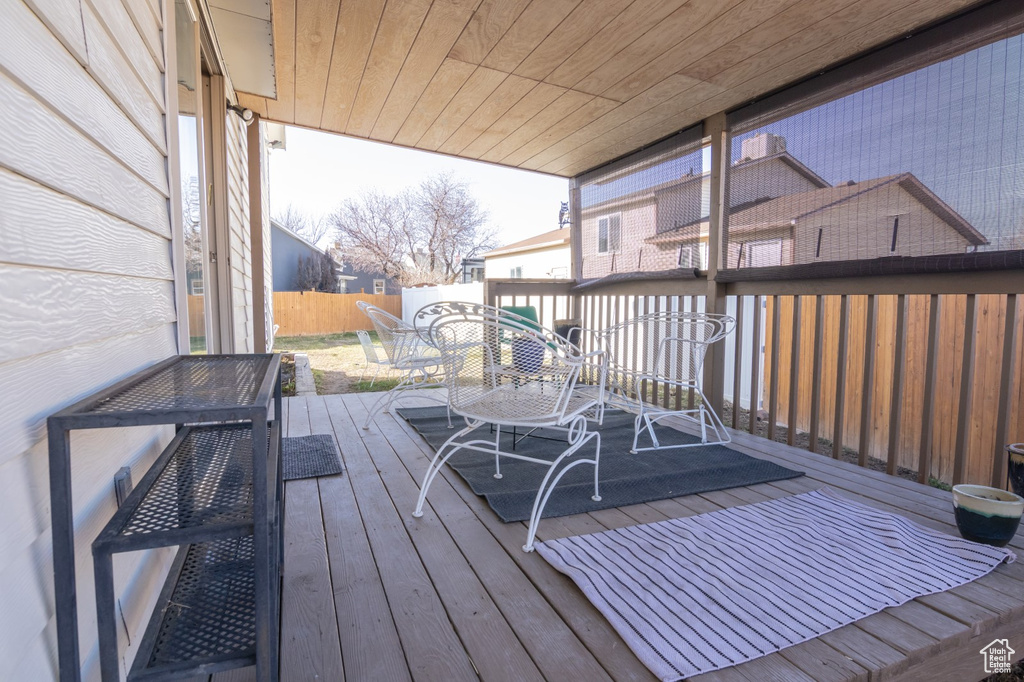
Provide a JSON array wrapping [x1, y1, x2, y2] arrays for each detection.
[[226, 115, 254, 352], [0, 0, 181, 679]]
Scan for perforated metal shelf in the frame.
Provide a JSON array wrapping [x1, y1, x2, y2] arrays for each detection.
[[51, 354, 281, 430], [129, 537, 256, 681], [93, 422, 278, 552]]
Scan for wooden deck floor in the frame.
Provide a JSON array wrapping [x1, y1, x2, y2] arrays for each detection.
[[215, 393, 1024, 682]]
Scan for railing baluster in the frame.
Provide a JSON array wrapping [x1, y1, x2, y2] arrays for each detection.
[[767, 295, 781, 441], [788, 295, 802, 447], [749, 296, 762, 435], [918, 294, 941, 484], [858, 294, 877, 467], [887, 294, 908, 475], [833, 294, 850, 460], [653, 296, 663, 407], [732, 296, 744, 429], [993, 294, 1019, 488], [687, 295, 697, 410], [953, 294, 978, 485], [631, 296, 641, 400], [809, 296, 825, 453]]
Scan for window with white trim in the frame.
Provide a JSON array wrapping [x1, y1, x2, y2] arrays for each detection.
[[597, 214, 621, 253]]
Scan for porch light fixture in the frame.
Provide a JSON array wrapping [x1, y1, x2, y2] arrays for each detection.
[[226, 102, 255, 125]]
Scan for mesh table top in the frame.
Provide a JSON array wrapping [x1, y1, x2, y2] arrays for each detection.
[[71, 355, 276, 419]]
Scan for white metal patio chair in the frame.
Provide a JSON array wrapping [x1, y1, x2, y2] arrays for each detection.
[[356, 329, 392, 387], [412, 303, 608, 552], [580, 311, 735, 454], [358, 301, 447, 430]]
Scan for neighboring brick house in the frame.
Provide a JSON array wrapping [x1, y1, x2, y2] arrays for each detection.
[[651, 173, 987, 268], [580, 134, 830, 278]]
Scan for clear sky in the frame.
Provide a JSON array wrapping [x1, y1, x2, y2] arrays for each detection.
[[268, 127, 569, 247]]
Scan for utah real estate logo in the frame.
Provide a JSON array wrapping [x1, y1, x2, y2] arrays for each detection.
[[980, 639, 1015, 674]]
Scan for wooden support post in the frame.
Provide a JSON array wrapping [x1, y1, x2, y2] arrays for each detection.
[[858, 294, 877, 467], [703, 112, 728, 419], [833, 295, 850, 459], [953, 294, 978, 485], [787, 296, 802, 447], [886, 294, 907, 475], [919, 294, 941, 483], [993, 294, 1019, 488], [248, 116, 267, 353], [809, 295, 825, 453]]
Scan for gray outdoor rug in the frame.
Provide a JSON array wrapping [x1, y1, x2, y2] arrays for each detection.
[[282, 434, 343, 480], [396, 407, 803, 522], [537, 487, 1016, 681]]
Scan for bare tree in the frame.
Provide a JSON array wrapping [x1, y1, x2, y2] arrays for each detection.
[[182, 176, 204, 288], [328, 173, 495, 286], [274, 203, 331, 247], [414, 173, 496, 283]]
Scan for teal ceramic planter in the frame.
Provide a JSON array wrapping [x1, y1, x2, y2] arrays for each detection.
[[1007, 443, 1024, 498], [952, 484, 1024, 547]]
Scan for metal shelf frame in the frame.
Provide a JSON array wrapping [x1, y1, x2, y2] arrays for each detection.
[[47, 354, 283, 682]]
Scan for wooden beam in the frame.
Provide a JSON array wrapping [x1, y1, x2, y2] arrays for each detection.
[[858, 294, 877, 467], [808, 295, 825, 453], [833, 294, 850, 460], [248, 116, 267, 353], [918, 295, 941, 484], [993, 294, 1020, 488], [787, 295, 802, 447], [886, 294, 907, 476], [953, 294, 978, 485]]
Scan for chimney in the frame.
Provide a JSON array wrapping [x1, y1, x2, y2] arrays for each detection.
[[740, 133, 786, 161]]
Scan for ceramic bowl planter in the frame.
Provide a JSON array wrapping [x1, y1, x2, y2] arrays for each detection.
[[952, 484, 1024, 547], [1007, 443, 1024, 498]]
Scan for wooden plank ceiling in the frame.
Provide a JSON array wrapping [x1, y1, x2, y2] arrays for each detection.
[[236, 0, 982, 177]]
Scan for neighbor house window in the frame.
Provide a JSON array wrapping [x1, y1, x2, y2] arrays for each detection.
[[509, 266, 523, 278], [597, 214, 621, 253], [373, 279, 386, 295], [678, 245, 698, 268]]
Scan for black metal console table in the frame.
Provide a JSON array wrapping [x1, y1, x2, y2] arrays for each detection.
[[47, 354, 283, 682]]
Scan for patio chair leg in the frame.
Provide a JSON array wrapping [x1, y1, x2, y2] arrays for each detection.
[[523, 430, 600, 552], [493, 425, 503, 478], [413, 422, 480, 517], [369, 364, 381, 388]]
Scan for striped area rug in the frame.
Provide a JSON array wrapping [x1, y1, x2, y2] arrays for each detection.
[[536, 487, 1016, 681]]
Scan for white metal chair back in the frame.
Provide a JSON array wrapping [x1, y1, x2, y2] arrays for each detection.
[[584, 311, 735, 452], [598, 312, 735, 400], [358, 301, 439, 369], [357, 300, 446, 430], [427, 306, 587, 426], [412, 302, 609, 551], [356, 329, 390, 387], [356, 329, 383, 364]]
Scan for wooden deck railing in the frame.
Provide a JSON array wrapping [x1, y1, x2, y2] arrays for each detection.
[[486, 275, 1023, 489]]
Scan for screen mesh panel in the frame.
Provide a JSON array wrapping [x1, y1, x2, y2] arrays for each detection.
[[722, 20, 1024, 276], [578, 126, 706, 280]]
